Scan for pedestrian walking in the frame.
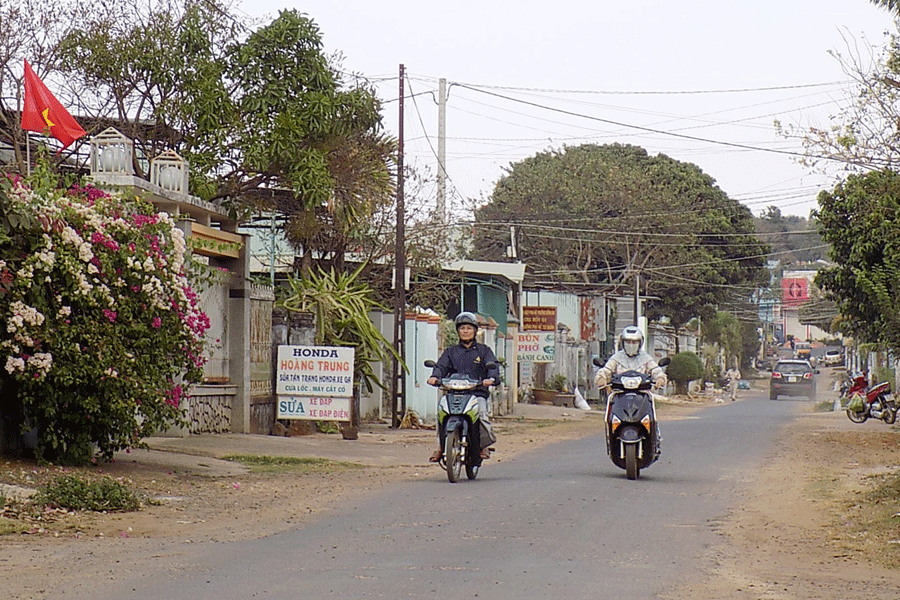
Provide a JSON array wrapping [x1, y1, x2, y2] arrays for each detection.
[[726, 365, 741, 401]]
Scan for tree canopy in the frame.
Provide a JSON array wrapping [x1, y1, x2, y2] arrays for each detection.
[[753, 207, 826, 264], [2, 1, 396, 270], [473, 143, 769, 331], [814, 169, 900, 349]]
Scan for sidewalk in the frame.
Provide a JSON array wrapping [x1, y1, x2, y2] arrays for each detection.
[[113, 402, 598, 477]]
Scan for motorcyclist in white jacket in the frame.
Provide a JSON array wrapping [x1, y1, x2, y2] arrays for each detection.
[[596, 325, 667, 459], [595, 325, 667, 391]]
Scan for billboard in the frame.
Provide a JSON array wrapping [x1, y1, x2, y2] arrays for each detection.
[[781, 278, 809, 308]]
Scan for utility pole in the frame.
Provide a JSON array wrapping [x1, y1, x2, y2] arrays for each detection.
[[633, 272, 640, 327], [390, 64, 407, 428], [437, 78, 447, 223]]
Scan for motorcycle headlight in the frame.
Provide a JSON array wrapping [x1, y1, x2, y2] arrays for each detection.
[[621, 375, 642, 390], [444, 379, 475, 391]]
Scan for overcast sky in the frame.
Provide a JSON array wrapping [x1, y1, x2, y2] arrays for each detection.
[[240, 1, 896, 219]]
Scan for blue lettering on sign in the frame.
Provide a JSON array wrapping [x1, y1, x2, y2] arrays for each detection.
[[279, 399, 305, 415]]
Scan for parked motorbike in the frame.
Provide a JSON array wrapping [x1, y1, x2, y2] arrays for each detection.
[[424, 359, 495, 483], [845, 373, 898, 424], [593, 356, 670, 480]]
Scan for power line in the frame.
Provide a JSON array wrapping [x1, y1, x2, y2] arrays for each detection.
[[452, 83, 855, 165]]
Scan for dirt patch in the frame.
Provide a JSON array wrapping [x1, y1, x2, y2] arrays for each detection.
[[3, 400, 900, 600], [665, 409, 900, 599]]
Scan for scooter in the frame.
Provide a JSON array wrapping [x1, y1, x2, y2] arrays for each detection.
[[424, 359, 495, 483], [594, 356, 670, 480], [846, 373, 898, 424]]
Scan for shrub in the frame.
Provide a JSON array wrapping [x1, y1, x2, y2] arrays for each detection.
[[0, 171, 209, 464], [667, 352, 704, 395], [35, 475, 140, 512], [546, 373, 568, 392]]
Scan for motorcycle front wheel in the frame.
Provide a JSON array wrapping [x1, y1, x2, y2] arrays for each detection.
[[883, 404, 897, 425], [846, 408, 869, 423], [445, 429, 463, 483], [624, 443, 639, 480]]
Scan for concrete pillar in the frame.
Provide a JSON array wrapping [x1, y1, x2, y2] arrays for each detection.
[[228, 232, 251, 433]]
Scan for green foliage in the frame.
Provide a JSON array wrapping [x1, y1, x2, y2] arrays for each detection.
[[0, 172, 208, 464], [702, 311, 744, 366], [473, 143, 768, 331], [55, 3, 395, 268], [35, 475, 140, 512], [815, 170, 900, 350], [546, 373, 568, 392], [667, 352, 704, 395], [754, 206, 826, 263], [279, 264, 404, 393]]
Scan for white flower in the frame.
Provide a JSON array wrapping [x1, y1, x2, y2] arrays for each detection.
[[27, 352, 53, 374], [5, 356, 25, 373], [78, 243, 94, 262]]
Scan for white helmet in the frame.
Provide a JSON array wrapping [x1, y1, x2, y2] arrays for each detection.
[[621, 325, 643, 357]]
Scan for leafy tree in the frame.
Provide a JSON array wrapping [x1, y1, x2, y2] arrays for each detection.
[[753, 207, 826, 264], [702, 311, 743, 368], [474, 144, 768, 337], [870, 1, 900, 15], [814, 169, 900, 350], [667, 352, 704, 395], [739, 319, 761, 371], [6, 1, 396, 271]]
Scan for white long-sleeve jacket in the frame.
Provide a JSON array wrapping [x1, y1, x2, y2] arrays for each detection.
[[595, 349, 667, 389]]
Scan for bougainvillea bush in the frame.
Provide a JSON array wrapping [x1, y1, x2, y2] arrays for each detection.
[[0, 174, 209, 464]]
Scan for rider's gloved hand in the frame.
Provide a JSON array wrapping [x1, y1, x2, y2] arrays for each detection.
[[427, 377, 438, 386]]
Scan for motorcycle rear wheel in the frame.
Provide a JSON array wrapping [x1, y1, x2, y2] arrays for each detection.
[[465, 461, 479, 480], [445, 429, 463, 483], [883, 405, 897, 425], [846, 408, 868, 423], [624, 443, 639, 480]]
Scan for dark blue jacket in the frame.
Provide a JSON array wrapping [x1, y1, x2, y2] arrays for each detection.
[[430, 341, 500, 398]]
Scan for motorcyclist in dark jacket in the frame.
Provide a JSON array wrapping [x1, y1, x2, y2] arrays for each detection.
[[428, 312, 499, 462]]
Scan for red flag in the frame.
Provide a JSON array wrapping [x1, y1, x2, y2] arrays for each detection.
[[21, 59, 86, 150]]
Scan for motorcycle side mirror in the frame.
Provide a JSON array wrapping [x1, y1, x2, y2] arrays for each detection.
[[424, 360, 436, 368], [592, 357, 603, 367], [658, 357, 671, 367]]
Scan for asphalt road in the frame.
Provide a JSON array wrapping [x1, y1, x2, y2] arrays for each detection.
[[54, 392, 800, 600]]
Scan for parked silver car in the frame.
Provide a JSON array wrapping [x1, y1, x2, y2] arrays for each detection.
[[823, 349, 842, 366]]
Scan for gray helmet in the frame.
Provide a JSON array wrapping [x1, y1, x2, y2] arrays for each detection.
[[621, 325, 643, 357], [455, 311, 479, 330]]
